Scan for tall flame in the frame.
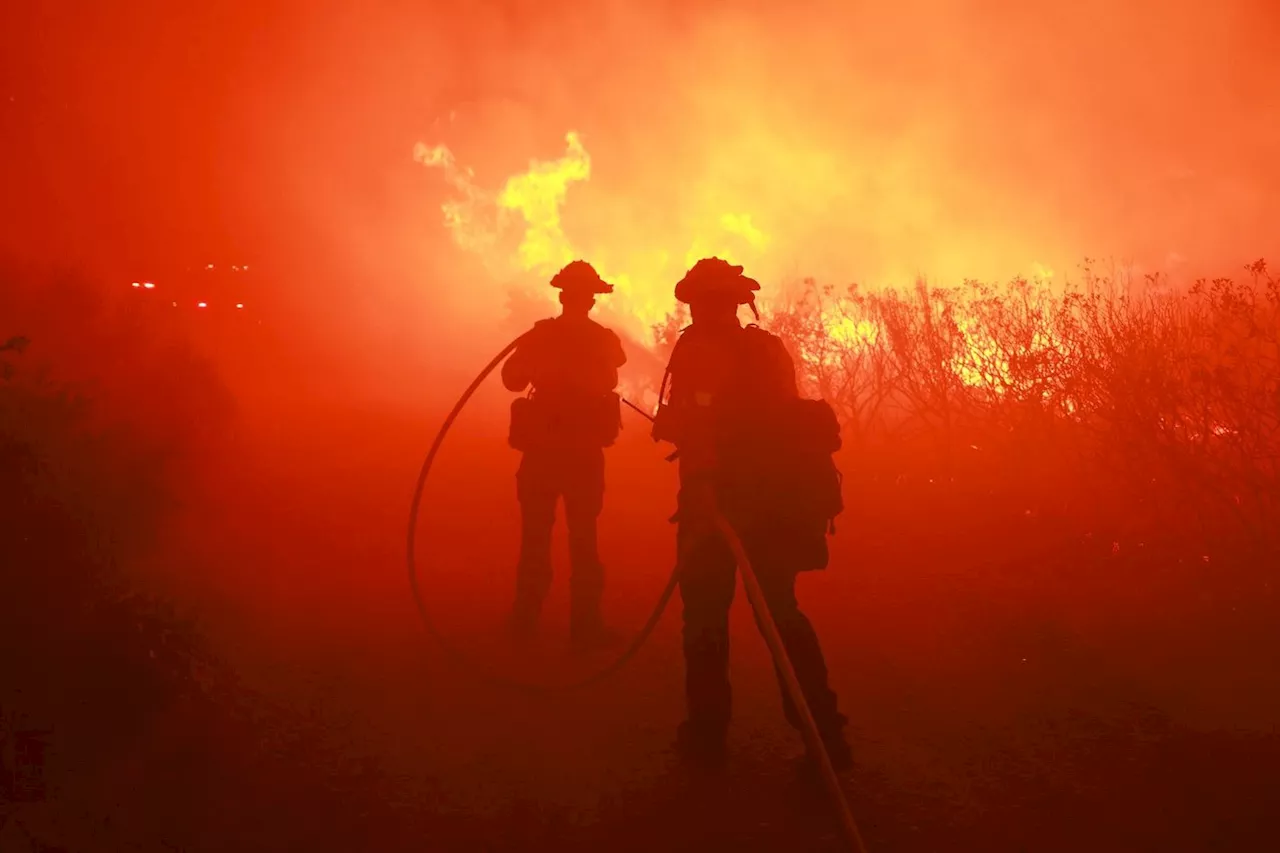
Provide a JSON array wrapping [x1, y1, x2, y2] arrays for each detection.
[[496, 131, 590, 275], [415, 131, 770, 341], [415, 131, 1064, 395]]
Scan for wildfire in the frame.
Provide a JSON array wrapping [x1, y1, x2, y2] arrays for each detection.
[[415, 131, 772, 341], [951, 315, 1007, 389], [416, 130, 1071, 396], [825, 315, 879, 348], [496, 131, 591, 273]]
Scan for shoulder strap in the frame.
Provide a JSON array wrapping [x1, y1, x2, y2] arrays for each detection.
[[655, 324, 692, 407], [739, 324, 781, 365]]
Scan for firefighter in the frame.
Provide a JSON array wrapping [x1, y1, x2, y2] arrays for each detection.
[[652, 257, 853, 772], [501, 261, 628, 651]]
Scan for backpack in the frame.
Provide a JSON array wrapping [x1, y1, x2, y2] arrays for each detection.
[[662, 324, 845, 570]]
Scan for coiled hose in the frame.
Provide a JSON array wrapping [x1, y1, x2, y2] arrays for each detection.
[[406, 335, 869, 851], [406, 334, 682, 693]]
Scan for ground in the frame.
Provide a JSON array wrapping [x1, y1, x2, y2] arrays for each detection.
[[9, 389, 1280, 853]]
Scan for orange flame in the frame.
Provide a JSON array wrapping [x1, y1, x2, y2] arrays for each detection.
[[416, 131, 1070, 398], [415, 131, 771, 342]]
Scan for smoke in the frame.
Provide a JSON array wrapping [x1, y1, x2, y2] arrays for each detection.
[[2, 9, 1278, 847], [4, 1, 1277, 386], [398, 0, 1279, 348], [412, 131, 593, 281]]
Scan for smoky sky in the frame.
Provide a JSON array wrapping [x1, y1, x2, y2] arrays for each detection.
[[3, 0, 1277, 362]]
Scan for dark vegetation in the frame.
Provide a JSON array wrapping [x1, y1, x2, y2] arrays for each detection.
[[768, 260, 1279, 553], [2, 260, 1277, 851], [647, 259, 1279, 585], [1, 269, 230, 849]]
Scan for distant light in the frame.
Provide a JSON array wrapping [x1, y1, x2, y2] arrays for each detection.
[[197, 301, 208, 308], [231, 265, 241, 272], [131, 281, 140, 288], [143, 282, 155, 289], [172, 302, 177, 307], [235, 303, 244, 309], [206, 264, 215, 270]]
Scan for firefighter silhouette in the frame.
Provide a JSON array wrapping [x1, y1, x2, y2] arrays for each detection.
[[502, 261, 628, 651], [652, 257, 852, 772]]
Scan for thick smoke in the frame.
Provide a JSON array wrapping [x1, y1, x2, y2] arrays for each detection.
[[407, 0, 1280, 334], [6, 1, 1275, 376]]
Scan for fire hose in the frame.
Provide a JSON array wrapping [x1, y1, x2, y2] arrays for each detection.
[[406, 334, 682, 692], [406, 335, 869, 852]]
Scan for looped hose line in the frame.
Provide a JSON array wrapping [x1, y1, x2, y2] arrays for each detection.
[[406, 335, 681, 693], [407, 337, 870, 851]]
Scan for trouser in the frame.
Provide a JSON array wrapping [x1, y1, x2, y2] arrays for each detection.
[[676, 514, 845, 740], [513, 446, 607, 630]]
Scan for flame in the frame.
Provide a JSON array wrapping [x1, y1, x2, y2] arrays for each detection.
[[416, 131, 772, 341], [416, 130, 1072, 399], [951, 315, 1004, 389], [497, 131, 591, 274], [826, 315, 879, 347], [797, 286, 1072, 397]]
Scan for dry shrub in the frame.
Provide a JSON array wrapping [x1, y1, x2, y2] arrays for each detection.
[[1, 263, 236, 784], [761, 260, 1279, 554], [647, 259, 1278, 558]]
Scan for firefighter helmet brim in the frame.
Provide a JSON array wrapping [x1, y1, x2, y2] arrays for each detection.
[[674, 257, 761, 305], [550, 260, 614, 295]]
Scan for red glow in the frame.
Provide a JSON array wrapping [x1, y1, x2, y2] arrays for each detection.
[[3, 5, 1277, 849]]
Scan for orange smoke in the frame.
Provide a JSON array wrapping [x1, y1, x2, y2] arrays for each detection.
[[415, 130, 776, 344], [415, 129, 1065, 389], [399, 0, 1277, 400]]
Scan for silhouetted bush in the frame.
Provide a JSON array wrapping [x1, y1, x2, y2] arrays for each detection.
[[651, 260, 1279, 557], [0, 264, 236, 789]]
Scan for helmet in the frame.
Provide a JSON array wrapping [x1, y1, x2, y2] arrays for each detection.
[[674, 257, 761, 307], [550, 260, 614, 295]]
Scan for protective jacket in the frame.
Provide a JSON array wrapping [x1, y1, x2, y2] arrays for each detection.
[[653, 322, 843, 570], [503, 316, 627, 451]]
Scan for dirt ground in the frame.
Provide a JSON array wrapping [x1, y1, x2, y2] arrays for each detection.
[[9, 385, 1280, 853]]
